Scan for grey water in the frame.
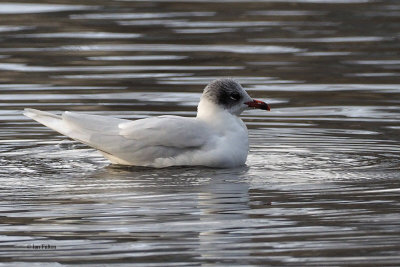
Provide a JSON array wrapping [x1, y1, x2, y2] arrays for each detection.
[[0, 0, 400, 265]]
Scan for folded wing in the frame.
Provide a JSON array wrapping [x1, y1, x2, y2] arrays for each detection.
[[119, 115, 207, 147], [24, 109, 210, 166]]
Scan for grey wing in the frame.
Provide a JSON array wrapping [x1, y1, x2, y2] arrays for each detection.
[[58, 111, 130, 152], [63, 113, 210, 165], [118, 115, 208, 147]]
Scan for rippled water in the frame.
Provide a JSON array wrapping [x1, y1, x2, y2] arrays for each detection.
[[1, 0, 400, 265]]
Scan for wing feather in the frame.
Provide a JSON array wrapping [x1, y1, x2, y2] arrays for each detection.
[[30, 111, 211, 165], [118, 115, 209, 148]]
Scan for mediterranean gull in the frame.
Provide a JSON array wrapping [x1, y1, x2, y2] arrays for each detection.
[[24, 78, 270, 168]]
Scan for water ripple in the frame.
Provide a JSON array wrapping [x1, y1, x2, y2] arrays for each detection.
[[0, 3, 97, 14], [0, 0, 399, 265], [0, 44, 302, 54]]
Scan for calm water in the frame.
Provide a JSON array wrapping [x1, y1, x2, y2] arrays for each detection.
[[1, 0, 400, 265]]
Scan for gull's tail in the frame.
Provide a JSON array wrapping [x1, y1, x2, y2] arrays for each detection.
[[23, 107, 124, 147], [23, 108, 133, 164], [24, 108, 66, 134]]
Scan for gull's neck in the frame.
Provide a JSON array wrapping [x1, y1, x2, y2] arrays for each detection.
[[196, 98, 242, 130]]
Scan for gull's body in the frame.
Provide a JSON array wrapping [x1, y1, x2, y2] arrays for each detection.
[[24, 79, 269, 168]]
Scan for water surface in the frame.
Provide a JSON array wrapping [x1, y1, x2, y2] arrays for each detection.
[[0, 0, 399, 265]]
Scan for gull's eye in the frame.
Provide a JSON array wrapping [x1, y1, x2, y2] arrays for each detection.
[[230, 92, 241, 101]]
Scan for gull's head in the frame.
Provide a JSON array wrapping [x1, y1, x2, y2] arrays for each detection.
[[199, 78, 270, 116]]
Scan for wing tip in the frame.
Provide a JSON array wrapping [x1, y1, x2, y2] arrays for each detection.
[[23, 108, 39, 118], [23, 108, 62, 120]]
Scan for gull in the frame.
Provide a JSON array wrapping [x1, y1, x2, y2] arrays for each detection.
[[24, 79, 270, 168]]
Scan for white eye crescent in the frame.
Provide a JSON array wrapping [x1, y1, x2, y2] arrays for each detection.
[[230, 92, 240, 101]]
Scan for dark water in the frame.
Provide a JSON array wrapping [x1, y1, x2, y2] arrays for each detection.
[[1, 0, 400, 265]]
